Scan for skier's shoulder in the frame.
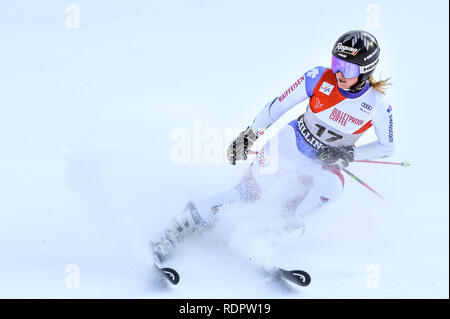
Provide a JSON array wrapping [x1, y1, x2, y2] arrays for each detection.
[[366, 86, 394, 127], [304, 66, 329, 96], [368, 85, 391, 111], [304, 66, 328, 81]]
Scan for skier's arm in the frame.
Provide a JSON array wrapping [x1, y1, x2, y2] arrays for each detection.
[[354, 98, 395, 160], [251, 67, 327, 131], [228, 67, 326, 165]]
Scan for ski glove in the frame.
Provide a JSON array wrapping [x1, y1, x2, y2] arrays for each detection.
[[317, 146, 354, 167], [227, 126, 259, 165]]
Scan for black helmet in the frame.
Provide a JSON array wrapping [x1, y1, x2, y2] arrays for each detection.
[[332, 30, 380, 90]]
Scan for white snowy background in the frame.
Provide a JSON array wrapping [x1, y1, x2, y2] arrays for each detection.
[[0, 0, 448, 298]]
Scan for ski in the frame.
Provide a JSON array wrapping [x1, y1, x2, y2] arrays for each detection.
[[278, 268, 311, 287], [154, 264, 180, 285], [153, 264, 309, 287]]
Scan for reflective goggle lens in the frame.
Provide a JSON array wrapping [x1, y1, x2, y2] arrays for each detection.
[[331, 55, 360, 78]]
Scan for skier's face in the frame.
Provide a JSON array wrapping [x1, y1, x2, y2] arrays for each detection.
[[336, 71, 359, 90]]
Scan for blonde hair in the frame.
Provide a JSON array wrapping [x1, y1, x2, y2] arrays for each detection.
[[368, 75, 392, 94]]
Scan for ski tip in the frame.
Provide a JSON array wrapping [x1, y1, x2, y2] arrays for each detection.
[[402, 161, 410, 167], [161, 267, 180, 285], [279, 268, 311, 287]]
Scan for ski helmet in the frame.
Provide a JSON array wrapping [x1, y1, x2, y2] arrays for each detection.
[[331, 30, 380, 90]]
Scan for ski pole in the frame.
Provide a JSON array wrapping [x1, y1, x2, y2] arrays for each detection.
[[341, 167, 385, 200], [354, 159, 410, 167], [250, 149, 386, 199]]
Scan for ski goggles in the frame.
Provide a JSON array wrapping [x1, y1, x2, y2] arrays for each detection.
[[331, 55, 360, 79]]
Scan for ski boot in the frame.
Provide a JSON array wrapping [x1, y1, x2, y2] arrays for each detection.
[[151, 201, 206, 264]]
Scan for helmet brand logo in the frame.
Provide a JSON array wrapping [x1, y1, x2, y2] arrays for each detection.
[[364, 48, 378, 61], [335, 43, 360, 56], [360, 59, 379, 73]]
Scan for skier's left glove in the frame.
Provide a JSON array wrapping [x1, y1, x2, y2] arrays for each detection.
[[227, 126, 259, 165], [317, 146, 354, 167]]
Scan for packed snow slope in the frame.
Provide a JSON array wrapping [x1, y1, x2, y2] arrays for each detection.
[[0, 0, 448, 298]]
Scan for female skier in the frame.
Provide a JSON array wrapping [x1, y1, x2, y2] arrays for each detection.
[[152, 30, 395, 264]]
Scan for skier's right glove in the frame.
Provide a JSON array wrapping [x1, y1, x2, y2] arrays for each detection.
[[227, 126, 259, 165], [317, 145, 354, 167]]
